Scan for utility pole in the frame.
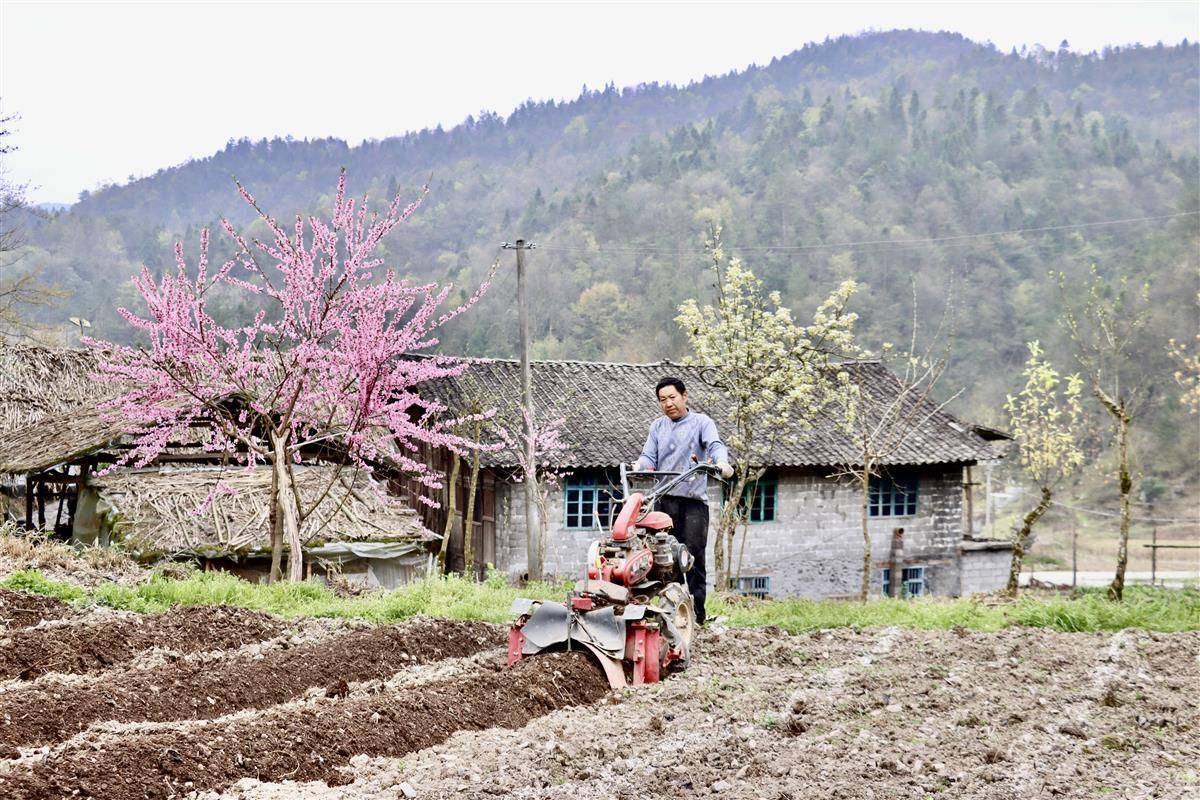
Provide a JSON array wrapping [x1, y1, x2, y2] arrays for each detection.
[[502, 239, 541, 582]]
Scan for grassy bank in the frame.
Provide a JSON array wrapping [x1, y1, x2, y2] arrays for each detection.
[[708, 586, 1200, 633], [2, 568, 1197, 633]]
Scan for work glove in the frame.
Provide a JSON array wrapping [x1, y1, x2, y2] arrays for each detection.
[[717, 462, 734, 479]]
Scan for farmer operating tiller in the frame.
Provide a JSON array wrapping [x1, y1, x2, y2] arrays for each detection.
[[508, 376, 733, 687]]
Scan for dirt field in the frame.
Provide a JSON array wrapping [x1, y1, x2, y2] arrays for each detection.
[[0, 592, 1195, 800]]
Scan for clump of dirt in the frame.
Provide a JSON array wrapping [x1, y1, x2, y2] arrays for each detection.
[[0, 604, 288, 680], [0, 618, 500, 756], [0, 590, 75, 630], [1, 651, 608, 800]]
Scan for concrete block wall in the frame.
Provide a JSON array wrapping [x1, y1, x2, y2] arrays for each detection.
[[495, 465, 969, 599], [960, 542, 1014, 594], [729, 467, 965, 598]]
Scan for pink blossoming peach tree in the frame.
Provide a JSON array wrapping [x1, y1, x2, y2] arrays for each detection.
[[87, 173, 493, 581]]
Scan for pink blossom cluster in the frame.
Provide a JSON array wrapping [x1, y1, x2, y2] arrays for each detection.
[[87, 172, 494, 506]]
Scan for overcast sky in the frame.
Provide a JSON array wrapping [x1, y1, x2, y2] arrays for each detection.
[[2, 1, 1196, 204]]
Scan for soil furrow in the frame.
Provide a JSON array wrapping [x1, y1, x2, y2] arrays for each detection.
[[0, 618, 499, 756], [0, 650, 609, 800], [0, 590, 75, 630], [0, 604, 288, 680]]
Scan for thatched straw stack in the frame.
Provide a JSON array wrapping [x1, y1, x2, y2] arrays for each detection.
[[0, 344, 101, 436], [89, 465, 435, 557]]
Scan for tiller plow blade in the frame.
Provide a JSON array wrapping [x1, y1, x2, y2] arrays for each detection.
[[508, 580, 693, 688]]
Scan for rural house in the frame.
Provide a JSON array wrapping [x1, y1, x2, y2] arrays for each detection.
[[0, 344, 439, 587], [428, 357, 1013, 598]]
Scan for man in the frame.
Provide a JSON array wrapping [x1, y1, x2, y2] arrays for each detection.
[[634, 376, 733, 625]]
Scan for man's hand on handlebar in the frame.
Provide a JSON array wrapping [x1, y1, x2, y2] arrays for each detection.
[[695, 455, 734, 480]]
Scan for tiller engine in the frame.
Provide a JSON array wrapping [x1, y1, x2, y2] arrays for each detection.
[[508, 462, 718, 688]]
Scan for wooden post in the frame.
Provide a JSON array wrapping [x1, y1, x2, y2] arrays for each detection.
[[36, 477, 46, 531], [888, 527, 904, 598], [984, 463, 993, 537], [24, 474, 33, 531], [964, 466, 974, 538], [1150, 527, 1157, 586]]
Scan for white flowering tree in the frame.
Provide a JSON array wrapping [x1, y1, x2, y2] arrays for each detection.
[[676, 228, 858, 587], [1004, 342, 1085, 595]]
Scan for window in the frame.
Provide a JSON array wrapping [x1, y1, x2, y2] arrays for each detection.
[[869, 475, 917, 517], [731, 575, 771, 598], [564, 475, 622, 530], [722, 473, 778, 522], [881, 566, 926, 597]]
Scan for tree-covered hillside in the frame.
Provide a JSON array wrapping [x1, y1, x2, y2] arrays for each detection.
[[13, 30, 1200, 468]]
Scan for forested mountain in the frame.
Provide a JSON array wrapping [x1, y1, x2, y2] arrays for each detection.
[[14, 30, 1200, 468]]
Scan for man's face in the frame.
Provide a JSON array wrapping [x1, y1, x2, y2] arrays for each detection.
[[657, 386, 687, 420]]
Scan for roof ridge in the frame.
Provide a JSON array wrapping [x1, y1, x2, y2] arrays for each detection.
[[440, 355, 690, 368]]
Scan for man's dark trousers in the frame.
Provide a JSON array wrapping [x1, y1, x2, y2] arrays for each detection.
[[656, 495, 709, 625]]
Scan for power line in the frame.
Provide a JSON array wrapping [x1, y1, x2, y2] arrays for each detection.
[[535, 210, 1198, 257], [1048, 498, 1197, 525]]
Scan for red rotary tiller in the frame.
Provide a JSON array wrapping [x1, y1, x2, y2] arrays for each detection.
[[508, 462, 718, 688]]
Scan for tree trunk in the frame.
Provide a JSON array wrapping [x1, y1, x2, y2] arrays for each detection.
[[860, 466, 871, 602], [271, 432, 304, 582], [717, 469, 750, 590], [712, 526, 727, 590], [734, 470, 764, 584], [1005, 486, 1053, 596], [437, 453, 461, 575], [462, 441, 482, 580], [734, 515, 751, 586], [888, 528, 904, 598], [1109, 412, 1132, 601], [268, 464, 284, 584]]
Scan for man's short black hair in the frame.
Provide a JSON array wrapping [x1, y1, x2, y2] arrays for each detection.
[[655, 376, 687, 397]]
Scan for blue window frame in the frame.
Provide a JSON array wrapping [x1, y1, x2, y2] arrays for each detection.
[[881, 566, 926, 597], [731, 575, 771, 598], [722, 474, 778, 522], [564, 474, 621, 530], [869, 475, 917, 517]]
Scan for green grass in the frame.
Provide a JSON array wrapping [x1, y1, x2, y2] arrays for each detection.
[[1, 569, 1196, 633], [1, 568, 569, 624], [709, 585, 1200, 634], [0, 569, 88, 602]]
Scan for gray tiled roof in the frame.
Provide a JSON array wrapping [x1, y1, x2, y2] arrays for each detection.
[[427, 358, 998, 469]]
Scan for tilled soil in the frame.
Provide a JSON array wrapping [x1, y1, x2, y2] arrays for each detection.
[[0, 604, 288, 680], [0, 618, 500, 756], [1, 587, 1194, 800], [0, 589, 74, 630], [1, 650, 608, 800], [209, 625, 1200, 800]]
